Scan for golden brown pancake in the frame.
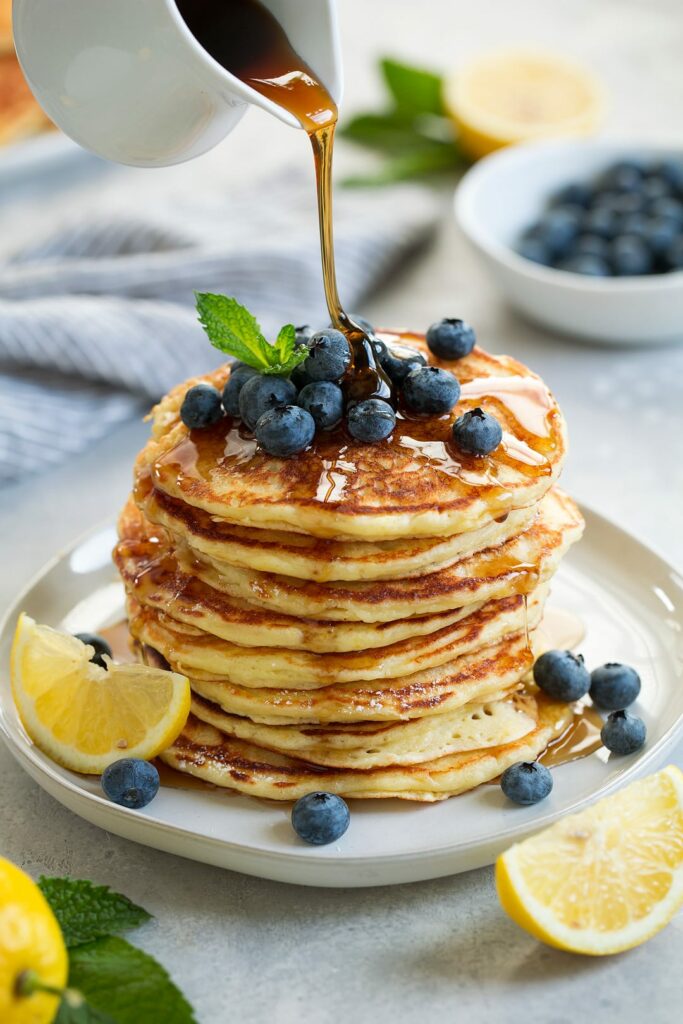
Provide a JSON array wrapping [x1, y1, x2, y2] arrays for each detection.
[[0, 0, 12, 52], [160, 692, 573, 801], [139, 335, 568, 540]]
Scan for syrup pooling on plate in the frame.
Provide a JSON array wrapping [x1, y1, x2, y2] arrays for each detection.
[[175, 0, 392, 404]]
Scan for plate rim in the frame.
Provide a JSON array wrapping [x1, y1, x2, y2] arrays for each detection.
[[1, 503, 682, 886]]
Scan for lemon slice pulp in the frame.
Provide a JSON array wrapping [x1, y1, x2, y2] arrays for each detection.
[[496, 765, 683, 955], [11, 613, 190, 774], [445, 48, 605, 159]]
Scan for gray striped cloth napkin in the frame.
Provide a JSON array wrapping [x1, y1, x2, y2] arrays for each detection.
[[0, 177, 438, 485]]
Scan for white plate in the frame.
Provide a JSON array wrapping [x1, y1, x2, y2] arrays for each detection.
[[1, 509, 682, 888]]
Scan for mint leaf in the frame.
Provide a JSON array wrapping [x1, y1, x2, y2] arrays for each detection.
[[55, 992, 117, 1024], [195, 292, 273, 370], [340, 111, 422, 152], [68, 937, 196, 1024], [39, 878, 151, 949], [381, 58, 445, 116], [342, 144, 460, 187]]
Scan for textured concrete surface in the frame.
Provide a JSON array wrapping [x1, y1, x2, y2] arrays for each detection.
[[1, 1, 683, 1022]]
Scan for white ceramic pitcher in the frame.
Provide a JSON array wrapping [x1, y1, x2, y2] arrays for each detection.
[[12, 0, 343, 167]]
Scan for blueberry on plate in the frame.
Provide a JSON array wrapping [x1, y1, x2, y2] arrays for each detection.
[[101, 758, 160, 809], [305, 329, 352, 381], [255, 405, 315, 457], [222, 363, 258, 417], [291, 792, 350, 845], [180, 384, 224, 430], [557, 254, 611, 277], [426, 318, 476, 360], [609, 234, 653, 276], [298, 381, 344, 430], [378, 346, 426, 387], [590, 663, 641, 711], [347, 398, 396, 443], [403, 366, 460, 415], [75, 632, 112, 670], [451, 407, 502, 456], [601, 710, 646, 755], [551, 181, 593, 208], [500, 762, 553, 806], [533, 649, 590, 701], [238, 374, 297, 431], [340, 314, 375, 336], [517, 234, 552, 266], [294, 324, 314, 346], [290, 362, 314, 391]]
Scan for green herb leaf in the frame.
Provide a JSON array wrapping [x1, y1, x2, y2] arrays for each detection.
[[195, 293, 307, 375], [342, 144, 461, 187], [38, 878, 151, 949], [55, 992, 117, 1024], [68, 937, 197, 1024], [380, 58, 445, 116], [340, 111, 422, 152]]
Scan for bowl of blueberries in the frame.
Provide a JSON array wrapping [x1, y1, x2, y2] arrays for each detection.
[[455, 138, 683, 344]]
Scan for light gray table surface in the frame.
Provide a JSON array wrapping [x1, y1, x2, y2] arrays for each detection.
[[1, 2, 683, 1022]]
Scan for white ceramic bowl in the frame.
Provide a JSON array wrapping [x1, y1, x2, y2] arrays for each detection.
[[455, 139, 683, 345]]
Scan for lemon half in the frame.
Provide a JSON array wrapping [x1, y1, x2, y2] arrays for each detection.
[[496, 765, 683, 955], [445, 49, 605, 160], [11, 613, 190, 774]]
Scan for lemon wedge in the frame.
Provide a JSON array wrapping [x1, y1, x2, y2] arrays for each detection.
[[445, 49, 605, 160], [496, 765, 683, 955], [0, 856, 67, 1024], [11, 613, 190, 774]]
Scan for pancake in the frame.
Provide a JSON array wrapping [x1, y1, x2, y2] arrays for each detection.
[[188, 689, 537, 768], [175, 489, 582, 622], [0, 0, 11, 52], [140, 334, 567, 541], [117, 499, 485, 653], [160, 693, 573, 801], [166, 634, 536, 724], [127, 585, 546, 688], [0, 53, 50, 147], [138, 477, 537, 582]]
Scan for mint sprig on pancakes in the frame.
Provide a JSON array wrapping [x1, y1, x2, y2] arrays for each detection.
[[196, 292, 307, 376]]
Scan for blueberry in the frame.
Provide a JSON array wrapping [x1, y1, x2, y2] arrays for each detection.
[[601, 710, 646, 755], [645, 216, 678, 258], [609, 235, 653, 276], [582, 206, 619, 240], [590, 663, 641, 711], [620, 213, 650, 239], [403, 366, 460, 415], [255, 405, 315, 457], [340, 314, 375, 336], [533, 649, 590, 701], [222, 363, 258, 417], [557, 254, 611, 277], [551, 181, 593, 208], [298, 381, 344, 430], [537, 207, 582, 257], [664, 236, 683, 271], [347, 399, 396, 443], [517, 235, 552, 266], [641, 175, 672, 203], [75, 632, 112, 670], [290, 362, 314, 391], [500, 761, 553, 805], [573, 234, 610, 260], [101, 758, 160, 809], [238, 374, 297, 431], [452, 407, 502, 456], [647, 196, 683, 226], [378, 346, 426, 386], [291, 792, 350, 845], [650, 159, 683, 193], [305, 329, 351, 382], [597, 162, 643, 193], [294, 325, 314, 346], [600, 192, 645, 217], [180, 384, 224, 430], [426, 319, 477, 360]]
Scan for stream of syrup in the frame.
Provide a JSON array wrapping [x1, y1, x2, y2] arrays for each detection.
[[175, 0, 392, 405]]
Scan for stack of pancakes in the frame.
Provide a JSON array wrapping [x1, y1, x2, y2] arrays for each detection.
[[0, 1, 52, 147], [114, 334, 584, 801]]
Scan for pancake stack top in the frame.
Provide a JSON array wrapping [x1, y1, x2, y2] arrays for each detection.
[[114, 333, 584, 801]]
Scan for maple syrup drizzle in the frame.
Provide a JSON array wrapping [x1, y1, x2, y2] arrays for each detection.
[[175, 0, 391, 405]]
